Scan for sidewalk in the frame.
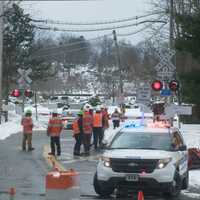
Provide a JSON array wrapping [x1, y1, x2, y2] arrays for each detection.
[[0, 131, 48, 200]]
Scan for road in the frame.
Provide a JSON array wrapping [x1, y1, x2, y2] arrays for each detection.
[[0, 130, 199, 200]]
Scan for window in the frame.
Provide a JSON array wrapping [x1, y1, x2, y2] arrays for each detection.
[[110, 131, 171, 151]]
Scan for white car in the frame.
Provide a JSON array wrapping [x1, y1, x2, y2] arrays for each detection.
[[94, 122, 188, 197]]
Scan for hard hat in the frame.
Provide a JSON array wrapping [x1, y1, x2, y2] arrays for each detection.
[[78, 110, 83, 116], [25, 109, 32, 115], [96, 106, 101, 111], [83, 103, 91, 111]]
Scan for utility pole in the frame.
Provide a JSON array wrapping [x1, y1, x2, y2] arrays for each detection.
[[169, 0, 181, 127], [169, 0, 174, 49], [0, 1, 3, 124], [113, 30, 123, 94]]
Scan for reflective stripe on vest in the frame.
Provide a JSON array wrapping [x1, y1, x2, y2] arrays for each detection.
[[48, 117, 63, 136], [83, 113, 93, 134], [93, 113, 102, 127], [72, 119, 80, 135]]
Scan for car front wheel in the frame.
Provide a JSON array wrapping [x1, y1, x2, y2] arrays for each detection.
[[164, 170, 182, 197], [93, 172, 114, 197]]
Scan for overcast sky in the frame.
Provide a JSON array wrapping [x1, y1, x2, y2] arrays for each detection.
[[23, 0, 157, 45]]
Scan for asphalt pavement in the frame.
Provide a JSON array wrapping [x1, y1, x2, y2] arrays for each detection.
[[0, 131, 48, 200], [0, 129, 199, 200]]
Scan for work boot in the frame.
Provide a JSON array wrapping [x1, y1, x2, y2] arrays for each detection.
[[73, 152, 80, 156], [28, 147, 35, 151], [84, 152, 90, 156], [48, 152, 55, 156]]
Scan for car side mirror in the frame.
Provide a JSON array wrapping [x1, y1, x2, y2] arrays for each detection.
[[179, 145, 187, 151]]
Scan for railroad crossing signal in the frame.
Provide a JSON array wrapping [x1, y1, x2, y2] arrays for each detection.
[[169, 80, 179, 91], [17, 68, 32, 89], [151, 80, 163, 91]]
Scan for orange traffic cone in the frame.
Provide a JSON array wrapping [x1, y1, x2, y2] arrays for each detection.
[[137, 191, 144, 200], [8, 187, 16, 196]]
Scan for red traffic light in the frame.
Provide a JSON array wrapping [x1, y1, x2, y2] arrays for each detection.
[[10, 89, 21, 97], [24, 89, 34, 98], [151, 80, 163, 91], [169, 80, 179, 91]]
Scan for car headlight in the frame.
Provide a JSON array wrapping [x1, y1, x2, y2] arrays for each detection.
[[156, 158, 172, 169], [100, 156, 111, 168]]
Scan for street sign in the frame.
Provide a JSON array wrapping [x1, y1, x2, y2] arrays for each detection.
[[165, 104, 192, 117], [160, 89, 171, 97], [136, 84, 151, 105]]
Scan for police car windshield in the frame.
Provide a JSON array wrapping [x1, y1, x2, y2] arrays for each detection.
[[110, 131, 171, 151]]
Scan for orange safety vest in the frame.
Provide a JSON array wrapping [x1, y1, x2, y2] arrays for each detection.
[[93, 113, 102, 128], [102, 111, 109, 129], [72, 119, 80, 135], [48, 117, 63, 137], [21, 116, 33, 134], [83, 112, 93, 134]]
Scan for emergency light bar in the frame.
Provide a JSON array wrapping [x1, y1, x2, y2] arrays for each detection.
[[147, 121, 171, 128], [124, 122, 143, 128]]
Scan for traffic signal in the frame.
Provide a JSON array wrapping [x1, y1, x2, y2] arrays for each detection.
[[10, 89, 21, 97], [24, 89, 34, 98], [151, 80, 163, 91], [169, 80, 179, 91]]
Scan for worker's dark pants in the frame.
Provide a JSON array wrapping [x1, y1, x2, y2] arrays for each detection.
[[83, 134, 91, 154], [22, 133, 32, 150], [93, 127, 103, 149], [50, 136, 61, 156], [74, 133, 83, 155], [113, 120, 120, 129]]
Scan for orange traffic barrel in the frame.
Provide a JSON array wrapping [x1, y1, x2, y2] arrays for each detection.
[[46, 168, 80, 200]]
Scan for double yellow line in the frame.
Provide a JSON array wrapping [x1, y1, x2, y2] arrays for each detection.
[[43, 145, 66, 171]]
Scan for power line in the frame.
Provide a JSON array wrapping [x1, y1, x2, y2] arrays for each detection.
[[34, 22, 168, 59], [34, 33, 112, 55], [117, 15, 166, 37], [31, 11, 164, 26], [33, 19, 167, 32]]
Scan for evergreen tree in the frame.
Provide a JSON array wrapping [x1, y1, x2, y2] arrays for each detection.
[[3, 3, 34, 95]]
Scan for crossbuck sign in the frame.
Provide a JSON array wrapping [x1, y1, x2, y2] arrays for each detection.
[[155, 48, 176, 80], [17, 68, 32, 89]]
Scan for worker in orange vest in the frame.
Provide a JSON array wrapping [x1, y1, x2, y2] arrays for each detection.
[[82, 104, 93, 156], [72, 110, 83, 156], [93, 106, 103, 150], [47, 110, 63, 156], [21, 109, 34, 151]]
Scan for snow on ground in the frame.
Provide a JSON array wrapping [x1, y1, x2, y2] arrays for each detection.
[[1, 104, 200, 194]]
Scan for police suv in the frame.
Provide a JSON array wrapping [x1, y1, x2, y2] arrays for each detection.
[[93, 122, 188, 197]]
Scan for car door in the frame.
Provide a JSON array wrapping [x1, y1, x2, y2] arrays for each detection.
[[172, 131, 188, 175]]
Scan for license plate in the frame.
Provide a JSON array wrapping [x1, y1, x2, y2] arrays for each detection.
[[125, 174, 139, 182]]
